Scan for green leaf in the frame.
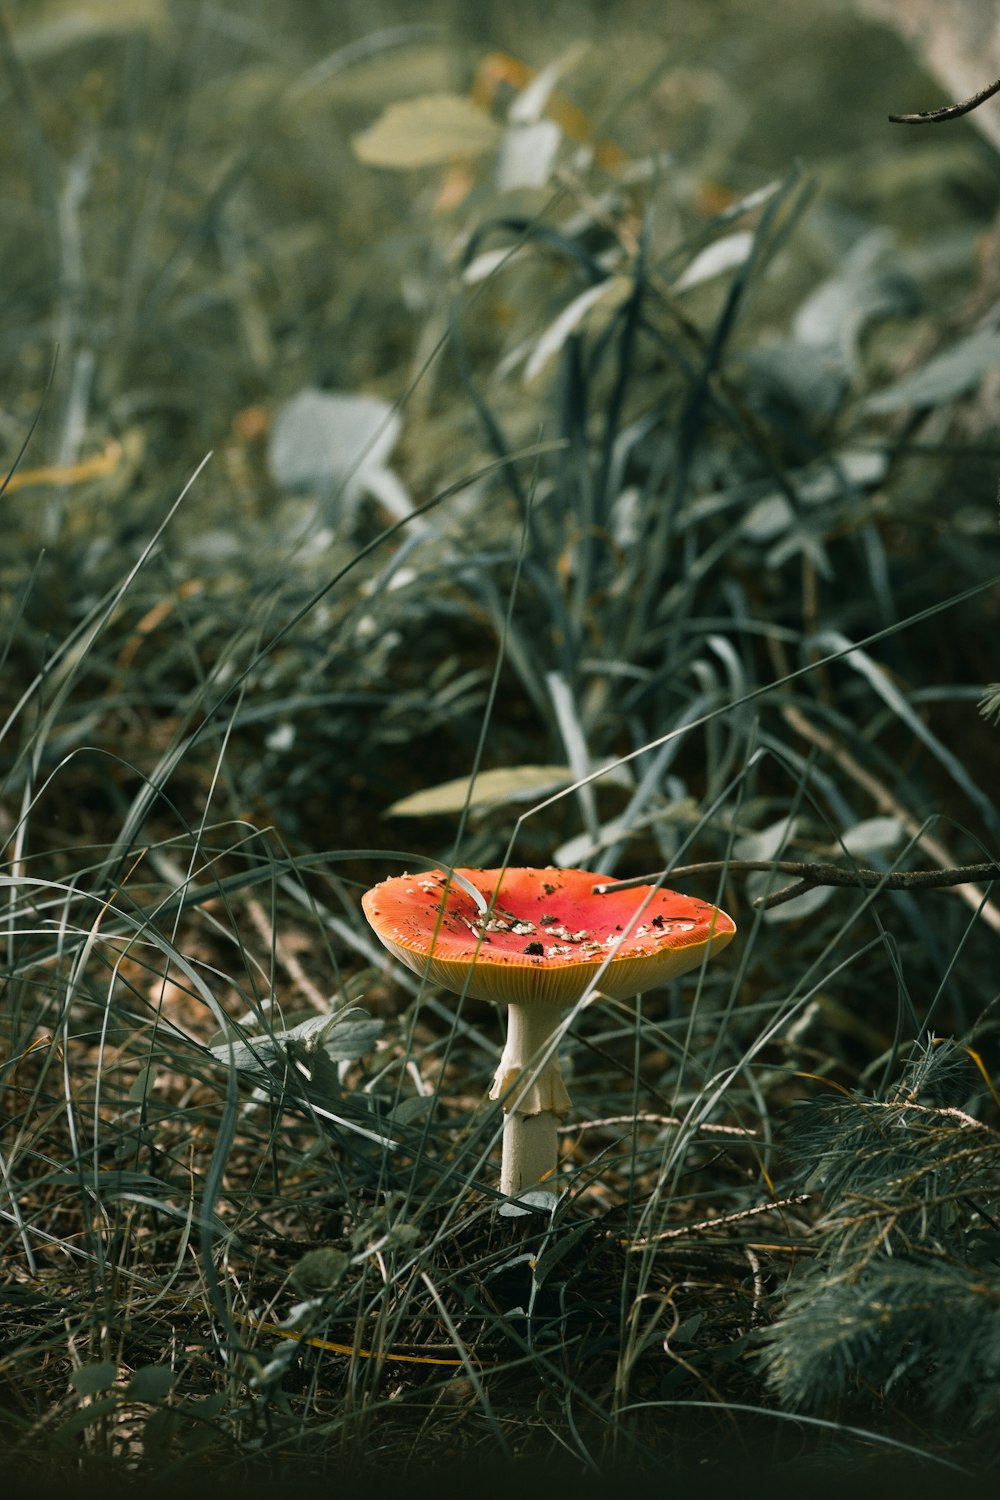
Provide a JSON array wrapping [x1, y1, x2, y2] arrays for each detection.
[[793, 229, 918, 371], [389, 1094, 435, 1127], [352, 94, 501, 168], [128, 1064, 157, 1105], [672, 1312, 705, 1343], [865, 328, 1000, 413], [761, 883, 832, 924], [736, 816, 834, 924], [290, 1246, 350, 1293], [387, 764, 576, 817], [734, 815, 799, 863], [69, 1361, 117, 1395], [524, 277, 630, 383], [208, 1008, 382, 1079], [126, 1365, 176, 1401], [382, 1221, 421, 1251], [268, 387, 401, 497], [840, 817, 903, 855], [675, 231, 753, 293]]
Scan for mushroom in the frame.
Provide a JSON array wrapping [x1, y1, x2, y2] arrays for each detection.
[[361, 866, 736, 1200]]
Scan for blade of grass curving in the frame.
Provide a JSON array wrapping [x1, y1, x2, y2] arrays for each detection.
[[419, 1269, 512, 1457], [594, 210, 649, 521], [2, 842, 493, 979], [614, 1398, 970, 1472], [0, 13, 59, 272], [546, 670, 601, 842], [813, 628, 1000, 837], [0, 1140, 36, 1274], [501, 567, 1000, 854], [0, 347, 57, 500], [0, 452, 212, 767], [383, 470, 542, 1217], [557, 327, 596, 646], [56, 496, 434, 886], [627, 167, 813, 657]]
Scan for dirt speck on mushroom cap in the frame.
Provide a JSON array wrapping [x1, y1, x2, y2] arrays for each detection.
[[362, 867, 736, 1007]]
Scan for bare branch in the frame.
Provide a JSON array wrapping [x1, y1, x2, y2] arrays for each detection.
[[593, 860, 1000, 911], [557, 1111, 757, 1138], [630, 1193, 812, 1248], [774, 699, 1000, 934], [889, 76, 1000, 126]]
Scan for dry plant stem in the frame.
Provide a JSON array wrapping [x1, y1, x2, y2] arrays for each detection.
[[598, 860, 1000, 911], [489, 1004, 570, 1197], [630, 1193, 812, 1248], [596, 688, 1000, 928], [245, 896, 329, 1011], [889, 75, 1000, 124], [771, 649, 1000, 933], [780, 700, 1000, 933], [560, 1112, 756, 1138]]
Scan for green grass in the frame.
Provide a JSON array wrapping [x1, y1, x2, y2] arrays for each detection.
[[3, 0, 1000, 1484]]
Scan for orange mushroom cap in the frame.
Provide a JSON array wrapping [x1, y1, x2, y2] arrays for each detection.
[[362, 866, 736, 1007]]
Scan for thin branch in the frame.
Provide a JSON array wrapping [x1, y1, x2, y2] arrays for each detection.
[[558, 1111, 757, 1139], [630, 1193, 812, 1248], [889, 76, 1000, 126], [593, 860, 1000, 911], [774, 700, 1000, 934]]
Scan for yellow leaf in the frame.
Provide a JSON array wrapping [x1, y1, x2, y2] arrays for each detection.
[[353, 93, 501, 169], [387, 765, 577, 818]]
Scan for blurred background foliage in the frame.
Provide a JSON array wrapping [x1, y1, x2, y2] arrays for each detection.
[[3, 0, 1000, 1483]]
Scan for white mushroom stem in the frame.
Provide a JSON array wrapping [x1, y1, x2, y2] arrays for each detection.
[[489, 1003, 570, 1198]]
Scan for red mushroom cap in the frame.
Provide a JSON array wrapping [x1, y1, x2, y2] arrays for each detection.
[[362, 866, 735, 1007]]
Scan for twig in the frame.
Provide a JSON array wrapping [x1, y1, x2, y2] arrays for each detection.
[[245, 896, 329, 1011], [785, 704, 1000, 931], [889, 76, 1000, 126], [559, 1111, 757, 1138], [630, 1192, 811, 1248], [594, 860, 1000, 911]]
